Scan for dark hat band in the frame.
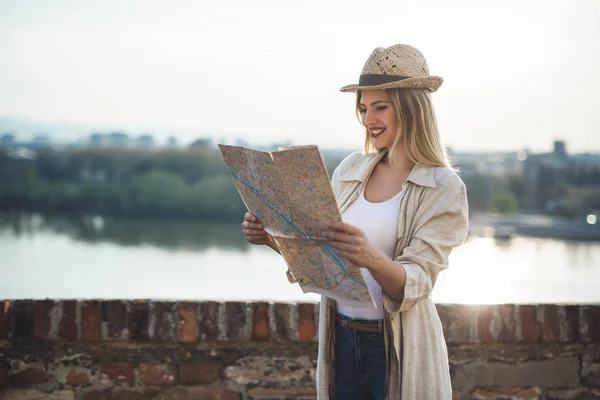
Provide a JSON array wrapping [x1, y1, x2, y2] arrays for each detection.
[[358, 74, 411, 86]]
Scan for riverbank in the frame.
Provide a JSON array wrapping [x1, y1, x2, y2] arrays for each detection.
[[470, 213, 600, 241]]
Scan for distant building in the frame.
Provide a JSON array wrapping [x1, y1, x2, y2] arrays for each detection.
[[166, 136, 179, 149], [89, 133, 104, 147], [1, 133, 16, 148], [32, 135, 50, 149], [137, 134, 155, 149], [553, 140, 567, 160], [189, 137, 213, 149], [106, 132, 130, 148], [450, 151, 523, 177]]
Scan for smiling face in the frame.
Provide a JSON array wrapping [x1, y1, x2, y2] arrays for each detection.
[[357, 89, 399, 151]]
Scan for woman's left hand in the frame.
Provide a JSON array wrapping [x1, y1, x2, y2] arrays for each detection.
[[322, 221, 385, 270]]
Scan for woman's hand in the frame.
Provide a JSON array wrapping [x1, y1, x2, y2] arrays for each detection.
[[323, 221, 386, 270], [241, 212, 272, 245], [241, 212, 280, 254]]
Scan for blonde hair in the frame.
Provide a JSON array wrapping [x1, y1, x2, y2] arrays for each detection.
[[356, 88, 451, 168]]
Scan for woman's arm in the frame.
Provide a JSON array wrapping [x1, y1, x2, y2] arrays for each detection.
[[323, 221, 406, 301]]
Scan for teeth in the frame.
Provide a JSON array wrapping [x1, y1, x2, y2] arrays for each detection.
[[371, 128, 385, 135]]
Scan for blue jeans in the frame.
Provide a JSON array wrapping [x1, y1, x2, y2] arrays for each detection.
[[335, 313, 386, 400]]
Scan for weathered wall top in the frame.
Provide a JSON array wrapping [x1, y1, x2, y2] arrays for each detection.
[[1, 300, 599, 399]]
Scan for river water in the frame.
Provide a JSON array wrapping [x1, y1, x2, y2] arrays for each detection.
[[1, 214, 599, 304]]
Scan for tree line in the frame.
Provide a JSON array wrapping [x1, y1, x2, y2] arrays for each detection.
[[0, 147, 597, 220]]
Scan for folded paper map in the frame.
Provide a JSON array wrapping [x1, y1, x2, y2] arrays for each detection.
[[219, 144, 376, 308]]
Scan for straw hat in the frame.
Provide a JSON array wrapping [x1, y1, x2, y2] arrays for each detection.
[[340, 44, 443, 93]]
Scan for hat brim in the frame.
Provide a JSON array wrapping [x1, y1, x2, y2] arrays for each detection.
[[340, 76, 443, 93]]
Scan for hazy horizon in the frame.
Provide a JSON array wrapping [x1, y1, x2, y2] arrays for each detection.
[[1, 0, 599, 153], [0, 114, 592, 155]]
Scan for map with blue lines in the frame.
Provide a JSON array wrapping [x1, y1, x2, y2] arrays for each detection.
[[219, 144, 376, 308]]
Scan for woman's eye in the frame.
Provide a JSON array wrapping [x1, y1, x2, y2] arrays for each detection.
[[359, 109, 367, 114], [376, 106, 388, 111]]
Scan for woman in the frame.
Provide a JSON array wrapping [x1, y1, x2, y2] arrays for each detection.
[[241, 44, 468, 399]]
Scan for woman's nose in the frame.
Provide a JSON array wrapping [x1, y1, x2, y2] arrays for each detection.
[[362, 110, 376, 125]]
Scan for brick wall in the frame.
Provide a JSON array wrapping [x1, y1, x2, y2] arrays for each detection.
[[0, 300, 599, 399]]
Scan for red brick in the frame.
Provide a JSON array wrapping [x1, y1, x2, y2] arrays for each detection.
[[298, 303, 316, 342], [447, 304, 474, 344], [247, 387, 317, 399], [177, 302, 197, 343], [66, 368, 91, 386], [60, 300, 78, 341], [562, 305, 580, 342], [82, 301, 102, 342], [144, 388, 162, 399], [32, 300, 54, 341], [101, 364, 135, 385], [83, 391, 147, 400], [199, 301, 220, 341], [111, 391, 147, 400], [542, 305, 559, 343], [582, 305, 600, 343], [13, 301, 33, 340], [12, 368, 49, 386], [225, 302, 247, 341], [162, 387, 239, 400], [519, 305, 540, 342], [0, 301, 10, 339], [139, 363, 176, 386], [476, 306, 494, 343], [251, 302, 270, 341], [106, 301, 127, 339], [436, 304, 451, 337], [83, 391, 109, 400], [274, 302, 295, 342], [0, 364, 8, 389], [471, 386, 541, 399], [153, 302, 176, 341], [129, 301, 149, 341], [178, 363, 221, 384], [496, 304, 516, 342]]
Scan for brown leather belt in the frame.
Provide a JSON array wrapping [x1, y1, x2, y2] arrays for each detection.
[[335, 316, 382, 333]]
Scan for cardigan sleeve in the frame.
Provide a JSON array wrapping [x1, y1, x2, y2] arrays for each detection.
[[383, 177, 469, 313]]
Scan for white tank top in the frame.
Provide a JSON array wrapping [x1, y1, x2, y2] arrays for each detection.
[[336, 187, 403, 320]]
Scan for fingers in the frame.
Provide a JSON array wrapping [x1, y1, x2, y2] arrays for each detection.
[[321, 230, 364, 245], [242, 220, 264, 230], [244, 212, 262, 224], [242, 212, 264, 231], [328, 221, 362, 235], [326, 240, 357, 253], [243, 229, 267, 237], [242, 213, 267, 243]]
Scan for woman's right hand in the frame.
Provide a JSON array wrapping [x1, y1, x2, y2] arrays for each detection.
[[242, 212, 275, 248]]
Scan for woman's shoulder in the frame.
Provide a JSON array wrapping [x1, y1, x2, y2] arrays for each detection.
[[417, 166, 468, 219], [431, 166, 466, 193]]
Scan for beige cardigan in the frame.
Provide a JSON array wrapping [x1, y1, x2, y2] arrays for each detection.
[[306, 150, 469, 399]]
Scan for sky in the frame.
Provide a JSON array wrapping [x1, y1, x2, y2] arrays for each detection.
[[0, 0, 599, 153]]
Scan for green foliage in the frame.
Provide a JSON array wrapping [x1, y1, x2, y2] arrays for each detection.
[[5, 146, 588, 220], [491, 191, 519, 214], [0, 148, 246, 220], [461, 174, 494, 212]]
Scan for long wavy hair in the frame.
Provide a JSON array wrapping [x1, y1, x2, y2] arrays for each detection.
[[356, 88, 451, 168]]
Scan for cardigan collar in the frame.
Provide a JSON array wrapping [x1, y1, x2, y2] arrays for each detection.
[[338, 150, 437, 188]]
